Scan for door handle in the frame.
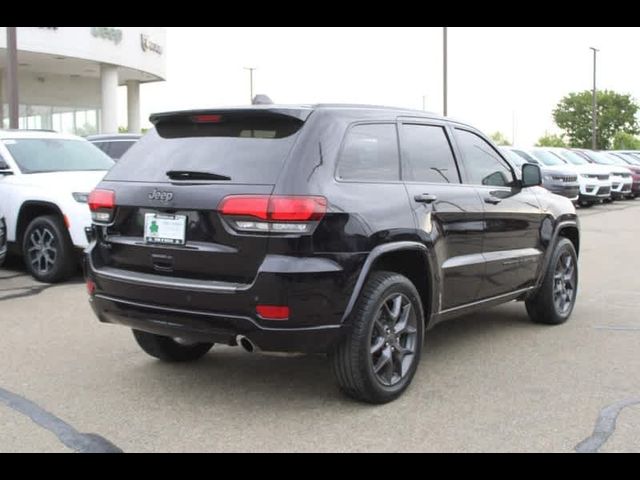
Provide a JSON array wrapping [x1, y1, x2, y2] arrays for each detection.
[[484, 197, 502, 205], [414, 193, 438, 204]]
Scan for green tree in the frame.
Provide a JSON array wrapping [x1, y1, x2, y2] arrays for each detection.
[[553, 90, 639, 150], [612, 131, 640, 150], [490, 131, 511, 146], [536, 132, 567, 147]]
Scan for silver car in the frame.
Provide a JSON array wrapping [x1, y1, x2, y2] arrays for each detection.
[[500, 147, 580, 202]]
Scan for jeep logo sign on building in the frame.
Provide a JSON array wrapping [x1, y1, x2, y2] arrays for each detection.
[[141, 34, 163, 55]]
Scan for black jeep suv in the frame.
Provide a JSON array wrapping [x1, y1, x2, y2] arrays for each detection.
[[85, 105, 580, 404]]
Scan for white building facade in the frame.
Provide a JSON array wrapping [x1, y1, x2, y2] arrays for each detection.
[[0, 27, 166, 134]]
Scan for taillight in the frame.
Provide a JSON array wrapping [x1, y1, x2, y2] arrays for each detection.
[[88, 189, 115, 223], [218, 195, 327, 234]]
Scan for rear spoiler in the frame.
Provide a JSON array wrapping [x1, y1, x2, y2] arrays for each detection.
[[150, 107, 314, 126], [149, 107, 313, 139]]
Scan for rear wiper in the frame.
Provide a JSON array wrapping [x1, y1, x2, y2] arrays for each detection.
[[166, 170, 231, 181]]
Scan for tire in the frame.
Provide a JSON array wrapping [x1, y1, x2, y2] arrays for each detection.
[[132, 330, 213, 362], [22, 215, 75, 283], [526, 238, 578, 325], [330, 271, 424, 404]]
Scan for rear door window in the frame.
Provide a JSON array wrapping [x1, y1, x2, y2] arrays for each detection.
[[336, 124, 400, 182], [400, 124, 460, 183], [105, 114, 305, 184]]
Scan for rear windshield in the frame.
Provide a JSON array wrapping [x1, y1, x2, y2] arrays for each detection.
[[4, 138, 114, 174], [105, 115, 304, 184]]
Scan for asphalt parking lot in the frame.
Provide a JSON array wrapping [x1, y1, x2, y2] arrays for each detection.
[[1, 201, 639, 453]]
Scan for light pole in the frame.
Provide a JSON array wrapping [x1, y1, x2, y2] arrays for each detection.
[[244, 67, 256, 104], [590, 47, 599, 150], [443, 27, 448, 117], [6, 27, 19, 129]]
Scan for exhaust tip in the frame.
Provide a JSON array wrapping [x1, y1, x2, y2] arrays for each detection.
[[237, 335, 256, 353]]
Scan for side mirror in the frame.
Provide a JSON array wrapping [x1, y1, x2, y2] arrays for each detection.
[[522, 163, 542, 187]]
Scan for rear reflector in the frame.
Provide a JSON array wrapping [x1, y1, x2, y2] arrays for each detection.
[[86, 279, 96, 296], [219, 195, 327, 222], [256, 305, 290, 320]]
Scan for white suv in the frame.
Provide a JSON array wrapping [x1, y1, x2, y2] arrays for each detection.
[[546, 148, 612, 207], [0, 130, 114, 282]]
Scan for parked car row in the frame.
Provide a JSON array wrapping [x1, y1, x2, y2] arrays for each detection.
[[499, 146, 639, 207]]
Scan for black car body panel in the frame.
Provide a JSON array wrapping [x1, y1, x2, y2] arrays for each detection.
[[85, 105, 579, 353]]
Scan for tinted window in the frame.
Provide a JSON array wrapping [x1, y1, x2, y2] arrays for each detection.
[[108, 141, 136, 159], [336, 124, 399, 182], [455, 130, 513, 187], [92, 142, 110, 155], [3, 138, 114, 174], [105, 115, 304, 184], [401, 124, 460, 183]]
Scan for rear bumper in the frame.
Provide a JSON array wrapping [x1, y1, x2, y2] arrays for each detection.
[[85, 248, 363, 354], [90, 294, 345, 353]]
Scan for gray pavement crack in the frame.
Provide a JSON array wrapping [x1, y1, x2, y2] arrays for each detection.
[[0, 386, 122, 453], [575, 398, 640, 453], [0, 284, 56, 302]]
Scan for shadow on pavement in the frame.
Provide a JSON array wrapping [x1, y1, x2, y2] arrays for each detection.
[[120, 303, 536, 407]]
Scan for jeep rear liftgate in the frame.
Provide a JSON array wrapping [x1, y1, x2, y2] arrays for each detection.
[[89, 109, 310, 283]]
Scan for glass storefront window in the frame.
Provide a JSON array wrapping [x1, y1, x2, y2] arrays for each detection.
[[2, 104, 99, 136]]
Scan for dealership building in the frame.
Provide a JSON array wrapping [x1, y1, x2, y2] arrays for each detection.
[[0, 27, 166, 134]]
